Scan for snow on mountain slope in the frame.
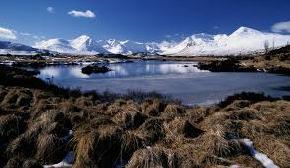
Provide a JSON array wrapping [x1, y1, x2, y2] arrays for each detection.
[[162, 27, 290, 56], [121, 40, 147, 54], [34, 38, 76, 53], [0, 41, 42, 55], [33, 26, 290, 56], [70, 35, 108, 54], [101, 39, 128, 54]]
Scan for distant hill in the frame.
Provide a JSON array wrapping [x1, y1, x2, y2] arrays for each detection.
[[0, 41, 45, 55]]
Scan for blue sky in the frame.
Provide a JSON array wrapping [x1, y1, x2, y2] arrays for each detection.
[[0, 0, 290, 44]]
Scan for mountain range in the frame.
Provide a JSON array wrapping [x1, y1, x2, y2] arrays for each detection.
[[0, 41, 45, 55], [1, 27, 290, 56]]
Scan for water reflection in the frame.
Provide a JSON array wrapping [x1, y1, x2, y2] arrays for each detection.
[[158, 64, 206, 74], [69, 67, 89, 78], [38, 61, 205, 80], [37, 60, 290, 105], [40, 67, 61, 78]]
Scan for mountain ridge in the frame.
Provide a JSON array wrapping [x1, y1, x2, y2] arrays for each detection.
[[3, 26, 290, 56]]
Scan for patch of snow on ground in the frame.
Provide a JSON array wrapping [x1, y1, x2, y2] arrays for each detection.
[[43, 151, 74, 168], [239, 139, 279, 168]]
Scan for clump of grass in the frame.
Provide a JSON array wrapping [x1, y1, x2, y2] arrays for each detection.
[[164, 117, 204, 140], [73, 130, 98, 167], [223, 100, 251, 111], [126, 146, 178, 168], [59, 99, 82, 114], [36, 133, 66, 164], [200, 125, 241, 159], [160, 104, 186, 120], [120, 130, 148, 162], [228, 108, 260, 121], [113, 110, 148, 129], [4, 157, 23, 168], [7, 132, 38, 159], [141, 98, 166, 116], [0, 114, 25, 143], [137, 118, 165, 145], [73, 124, 123, 167]]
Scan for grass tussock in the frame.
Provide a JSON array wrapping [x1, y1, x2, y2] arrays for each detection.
[[36, 133, 66, 164]]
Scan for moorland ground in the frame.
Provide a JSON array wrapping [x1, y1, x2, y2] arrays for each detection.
[[0, 60, 290, 168]]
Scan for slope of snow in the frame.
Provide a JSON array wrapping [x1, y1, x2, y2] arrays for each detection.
[[162, 27, 290, 56], [121, 40, 147, 54], [32, 26, 290, 56], [0, 40, 43, 55], [101, 39, 128, 54], [70, 35, 108, 54], [34, 38, 76, 53]]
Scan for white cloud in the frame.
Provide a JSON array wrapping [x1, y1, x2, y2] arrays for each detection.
[[68, 10, 96, 18], [272, 21, 290, 33], [20, 32, 31, 36], [47, 7, 55, 13], [0, 27, 17, 40]]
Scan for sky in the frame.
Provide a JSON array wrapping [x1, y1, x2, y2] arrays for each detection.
[[0, 0, 290, 45]]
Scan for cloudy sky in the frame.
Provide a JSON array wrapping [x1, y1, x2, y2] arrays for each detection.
[[0, 0, 290, 45]]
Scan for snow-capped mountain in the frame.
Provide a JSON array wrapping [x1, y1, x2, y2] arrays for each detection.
[[35, 36, 157, 55], [162, 27, 290, 56], [34, 36, 106, 54], [100, 39, 151, 55], [101, 39, 128, 54], [0, 41, 43, 55], [70, 35, 107, 54], [31, 27, 290, 56], [34, 38, 75, 54]]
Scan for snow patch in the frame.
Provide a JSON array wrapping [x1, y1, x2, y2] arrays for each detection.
[[239, 139, 279, 168], [43, 151, 74, 168]]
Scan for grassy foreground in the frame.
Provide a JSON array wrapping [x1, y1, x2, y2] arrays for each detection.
[[0, 65, 290, 168]]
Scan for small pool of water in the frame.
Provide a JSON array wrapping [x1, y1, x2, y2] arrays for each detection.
[[37, 60, 290, 105]]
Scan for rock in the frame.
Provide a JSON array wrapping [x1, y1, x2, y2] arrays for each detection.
[[81, 65, 111, 75]]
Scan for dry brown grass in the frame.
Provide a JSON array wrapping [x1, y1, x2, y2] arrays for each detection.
[[126, 146, 179, 168], [160, 104, 186, 121], [252, 135, 290, 167], [137, 118, 165, 145], [73, 130, 98, 167], [73, 124, 123, 167], [22, 159, 42, 168], [164, 117, 204, 140], [1, 79, 290, 168], [0, 88, 33, 110], [36, 133, 66, 164], [113, 110, 148, 129], [141, 98, 166, 116], [0, 114, 25, 142]]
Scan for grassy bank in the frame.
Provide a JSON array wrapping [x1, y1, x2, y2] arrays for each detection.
[[198, 45, 290, 75], [0, 65, 290, 168]]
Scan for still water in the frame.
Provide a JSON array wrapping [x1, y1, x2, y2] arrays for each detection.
[[37, 60, 290, 105]]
